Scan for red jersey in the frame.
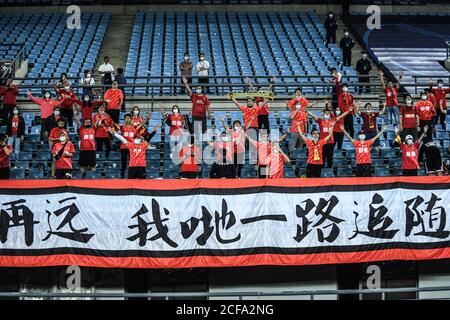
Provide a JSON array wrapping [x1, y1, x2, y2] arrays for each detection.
[[338, 92, 354, 114], [256, 141, 272, 166], [401, 142, 420, 170], [0, 84, 19, 105], [0, 145, 13, 168], [268, 153, 288, 179], [360, 112, 379, 133], [78, 127, 96, 151], [93, 113, 113, 138], [120, 125, 137, 149], [288, 97, 309, 111], [353, 140, 373, 164], [215, 141, 234, 163], [52, 141, 75, 169], [317, 118, 334, 144], [57, 89, 78, 109], [127, 141, 148, 167], [179, 145, 201, 172], [429, 86, 450, 109], [132, 115, 145, 128], [230, 129, 245, 153], [256, 97, 269, 115], [11, 116, 19, 136], [167, 114, 184, 136], [400, 105, 418, 129], [104, 88, 123, 110], [415, 100, 435, 121], [428, 93, 436, 108], [384, 87, 398, 106], [49, 127, 68, 141], [334, 113, 344, 133], [290, 109, 307, 133], [305, 139, 325, 165], [240, 105, 261, 129], [81, 101, 103, 121], [191, 94, 209, 118]]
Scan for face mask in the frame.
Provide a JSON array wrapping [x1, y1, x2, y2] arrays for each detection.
[[133, 110, 139, 115], [335, 110, 341, 116], [113, 86, 118, 89], [85, 124, 91, 128], [45, 93, 51, 99], [184, 56, 189, 60], [200, 57, 205, 61], [363, 55, 367, 59], [54, 111, 60, 116], [323, 115, 330, 120], [134, 138, 141, 144], [359, 134, 366, 140], [196, 89, 202, 94], [406, 100, 412, 105], [13, 110, 18, 115], [366, 109, 372, 113], [173, 109, 179, 114], [343, 87, 348, 92], [329, 14, 333, 18], [99, 110, 105, 114], [64, 86, 70, 90], [86, 73, 92, 78], [295, 93, 301, 97], [406, 139, 413, 146], [234, 126, 239, 130], [84, 96, 90, 102], [295, 105, 301, 110], [59, 136, 67, 143], [422, 95, 427, 101], [345, 33, 349, 37], [222, 137, 230, 142], [438, 83, 443, 88], [312, 137, 319, 142]]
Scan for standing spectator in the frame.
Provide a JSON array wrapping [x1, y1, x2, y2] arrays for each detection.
[[306, 105, 351, 168], [287, 88, 309, 111], [324, 12, 338, 45], [288, 99, 308, 156], [27, 90, 62, 141], [267, 141, 290, 179], [341, 125, 387, 177], [52, 131, 75, 179], [356, 102, 386, 151], [0, 78, 19, 125], [46, 107, 65, 139], [81, 69, 97, 98], [394, 125, 428, 176], [333, 108, 345, 151], [419, 136, 444, 176], [115, 67, 127, 111], [342, 0, 350, 17], [55, 73, 70, 89], [379, 70, 403, 125], [336, 81, 355, 138], [297, 124, 335, 178], [161, 103, 186, 149], [330, 68, 342, 113], [355, 52, 372, 94], [399, 94, 420, 141], [131, 106, 146, 129], [182, 77, 211, 136], [415, 91, 435, 140], [196, 53, 210, 94], [429, 79, 450, 131], [76, 94, 104, 121], [207, 131, 236, 179], [220, 118, 245, 178], [98, 56, 115, 86], [179, 52, 193, 94], [114, 113, 136, 179], [74, 108, 96, 178], [93, 104, 113, 161], [104, 81, 123, 124], [54, 81, 78, 129], [48, 117, 68, 178], [245, 76, 276, 133], [5, 106, 25, 158], [340, 31, 354, 67], [0, 133, 13, 179], [179, 136, 202, 179]]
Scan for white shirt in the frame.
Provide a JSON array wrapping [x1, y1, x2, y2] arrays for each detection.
[[81, 77, 95, 85], [196, 60, 210, 77], [98, 63, 115, 74]]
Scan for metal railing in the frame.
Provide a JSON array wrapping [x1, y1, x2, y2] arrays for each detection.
[[446, 41, 450, 59], [0, 43, 27, 82], [0, 285, 449, 300]]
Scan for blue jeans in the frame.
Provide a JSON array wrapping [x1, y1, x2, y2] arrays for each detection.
[[387, 106, 399, 125]]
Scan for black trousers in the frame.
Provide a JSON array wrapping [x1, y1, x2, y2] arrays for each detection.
[[435, 108, 446, 130], [358, 75, 370, 94], [61, 108, 73, 127], [331, 88, 338, 113], [258, 114, 270, 133], [344, 114, 354, 138], [333, 132, 344, 150], [128, 166, 146, 179], [419, 119, 433, 140], [96, 137, 111, 158], [1, 104, 14, 125], [356, 164, 371, 177], [210, 163, 236, 179], [326, 31, 336, 44], [403, 169, 418, 176], [55, 169, 72, 179], [120, 149, 129, 178], [181, 171, 198, 179], [234, 152, 243, 178], [343, 50, 352, 67], [0, 167, 10, 179], [306, 164, 323, 178], [107, 109, 120, 124], [323, 143, 334, 168]]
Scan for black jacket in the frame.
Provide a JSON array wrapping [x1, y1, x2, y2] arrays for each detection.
[[6, 115, 25, 137], [356, 58, 372, 75], [340, 37, 355, 51], [324, 17, 338, 32]]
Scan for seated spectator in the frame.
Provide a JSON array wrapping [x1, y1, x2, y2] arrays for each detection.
[[5, 106, 25, 158], [341, 125, 387, 177], [52, 131, 75, 179], [0, 133, 13, 180], [355, 102, 386, 151]]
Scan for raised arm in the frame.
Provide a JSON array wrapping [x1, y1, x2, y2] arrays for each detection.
[[241, 128, 257, 147], [229, 95, 242, 109], [109, 127, 128, 144], [379, 103, 387, 116], [370, 125, 387, 144], [73, 106, 81, 128], [396, 71, 404, 89], [220, 116, 229, 130], [306, 109, 319, 121], [340, 125, 356, 144], [336, 107, 352, 122], [27, 90, 40, 105], [182, 77, 193, 96], [245, 77, 256, 92], [379, 70, 386, 90], [417, 125, 428, 145], [296, 123, 308, 142], [323, 122, 336, 143]]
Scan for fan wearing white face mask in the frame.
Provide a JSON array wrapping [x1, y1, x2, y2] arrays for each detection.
[[415, 91, 435, 140], [393, 125, 428, 176], [182, 77, 211, 135], [306, 102, 351, 168], [379, 70, 403, 126], [161, 103, 186, 148], [355, 101, 386, 152], [341, 124, 387, 177], [207, 130, 237, 179], [337, 81, 355, 138], [399, 94, 420, 142], [52, 131, 75, 179], [5, 107, 24, 158], [53, 79, 77, 129], [429, 79, 450, 131]]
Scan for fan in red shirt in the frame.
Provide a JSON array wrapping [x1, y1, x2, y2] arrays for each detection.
[[220, 119, 246, 178], [179, 136, 202, 179], [245, 76, 276, 132], [394, 125, 428, 176], [131, 106, 147, 129], [336, 81, 355, 138], [74, 108, 96, 177], [0, 78, 19, 125], [429, 79, 450, 131], [0, 134, 13, 179], [112, 113, 137, 179], [356, 102, 386, 151], [415, 91, 435, 140], [341, 124, 387, 177], [48, 117, 69, 178], [399, 94, 420, 141], [76, 94, 104, 121], [379, 70, 403, 125], [183, 77, 211, 134], [207, 131, 236, 179], [230, 94, 265, 132], [51, 131, 75, 179], [161, 104, 186, 142], [267, 141, 290, 179], [54, 80, 78, 128], [93, 104, 113, 160], [306, 104, 351, 167], [104, 81, 124, 124], [287, 88, 310, 111], [111, 125, 150, 179], [297, 122, 334, 178], [288, 96, 311, 155]]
